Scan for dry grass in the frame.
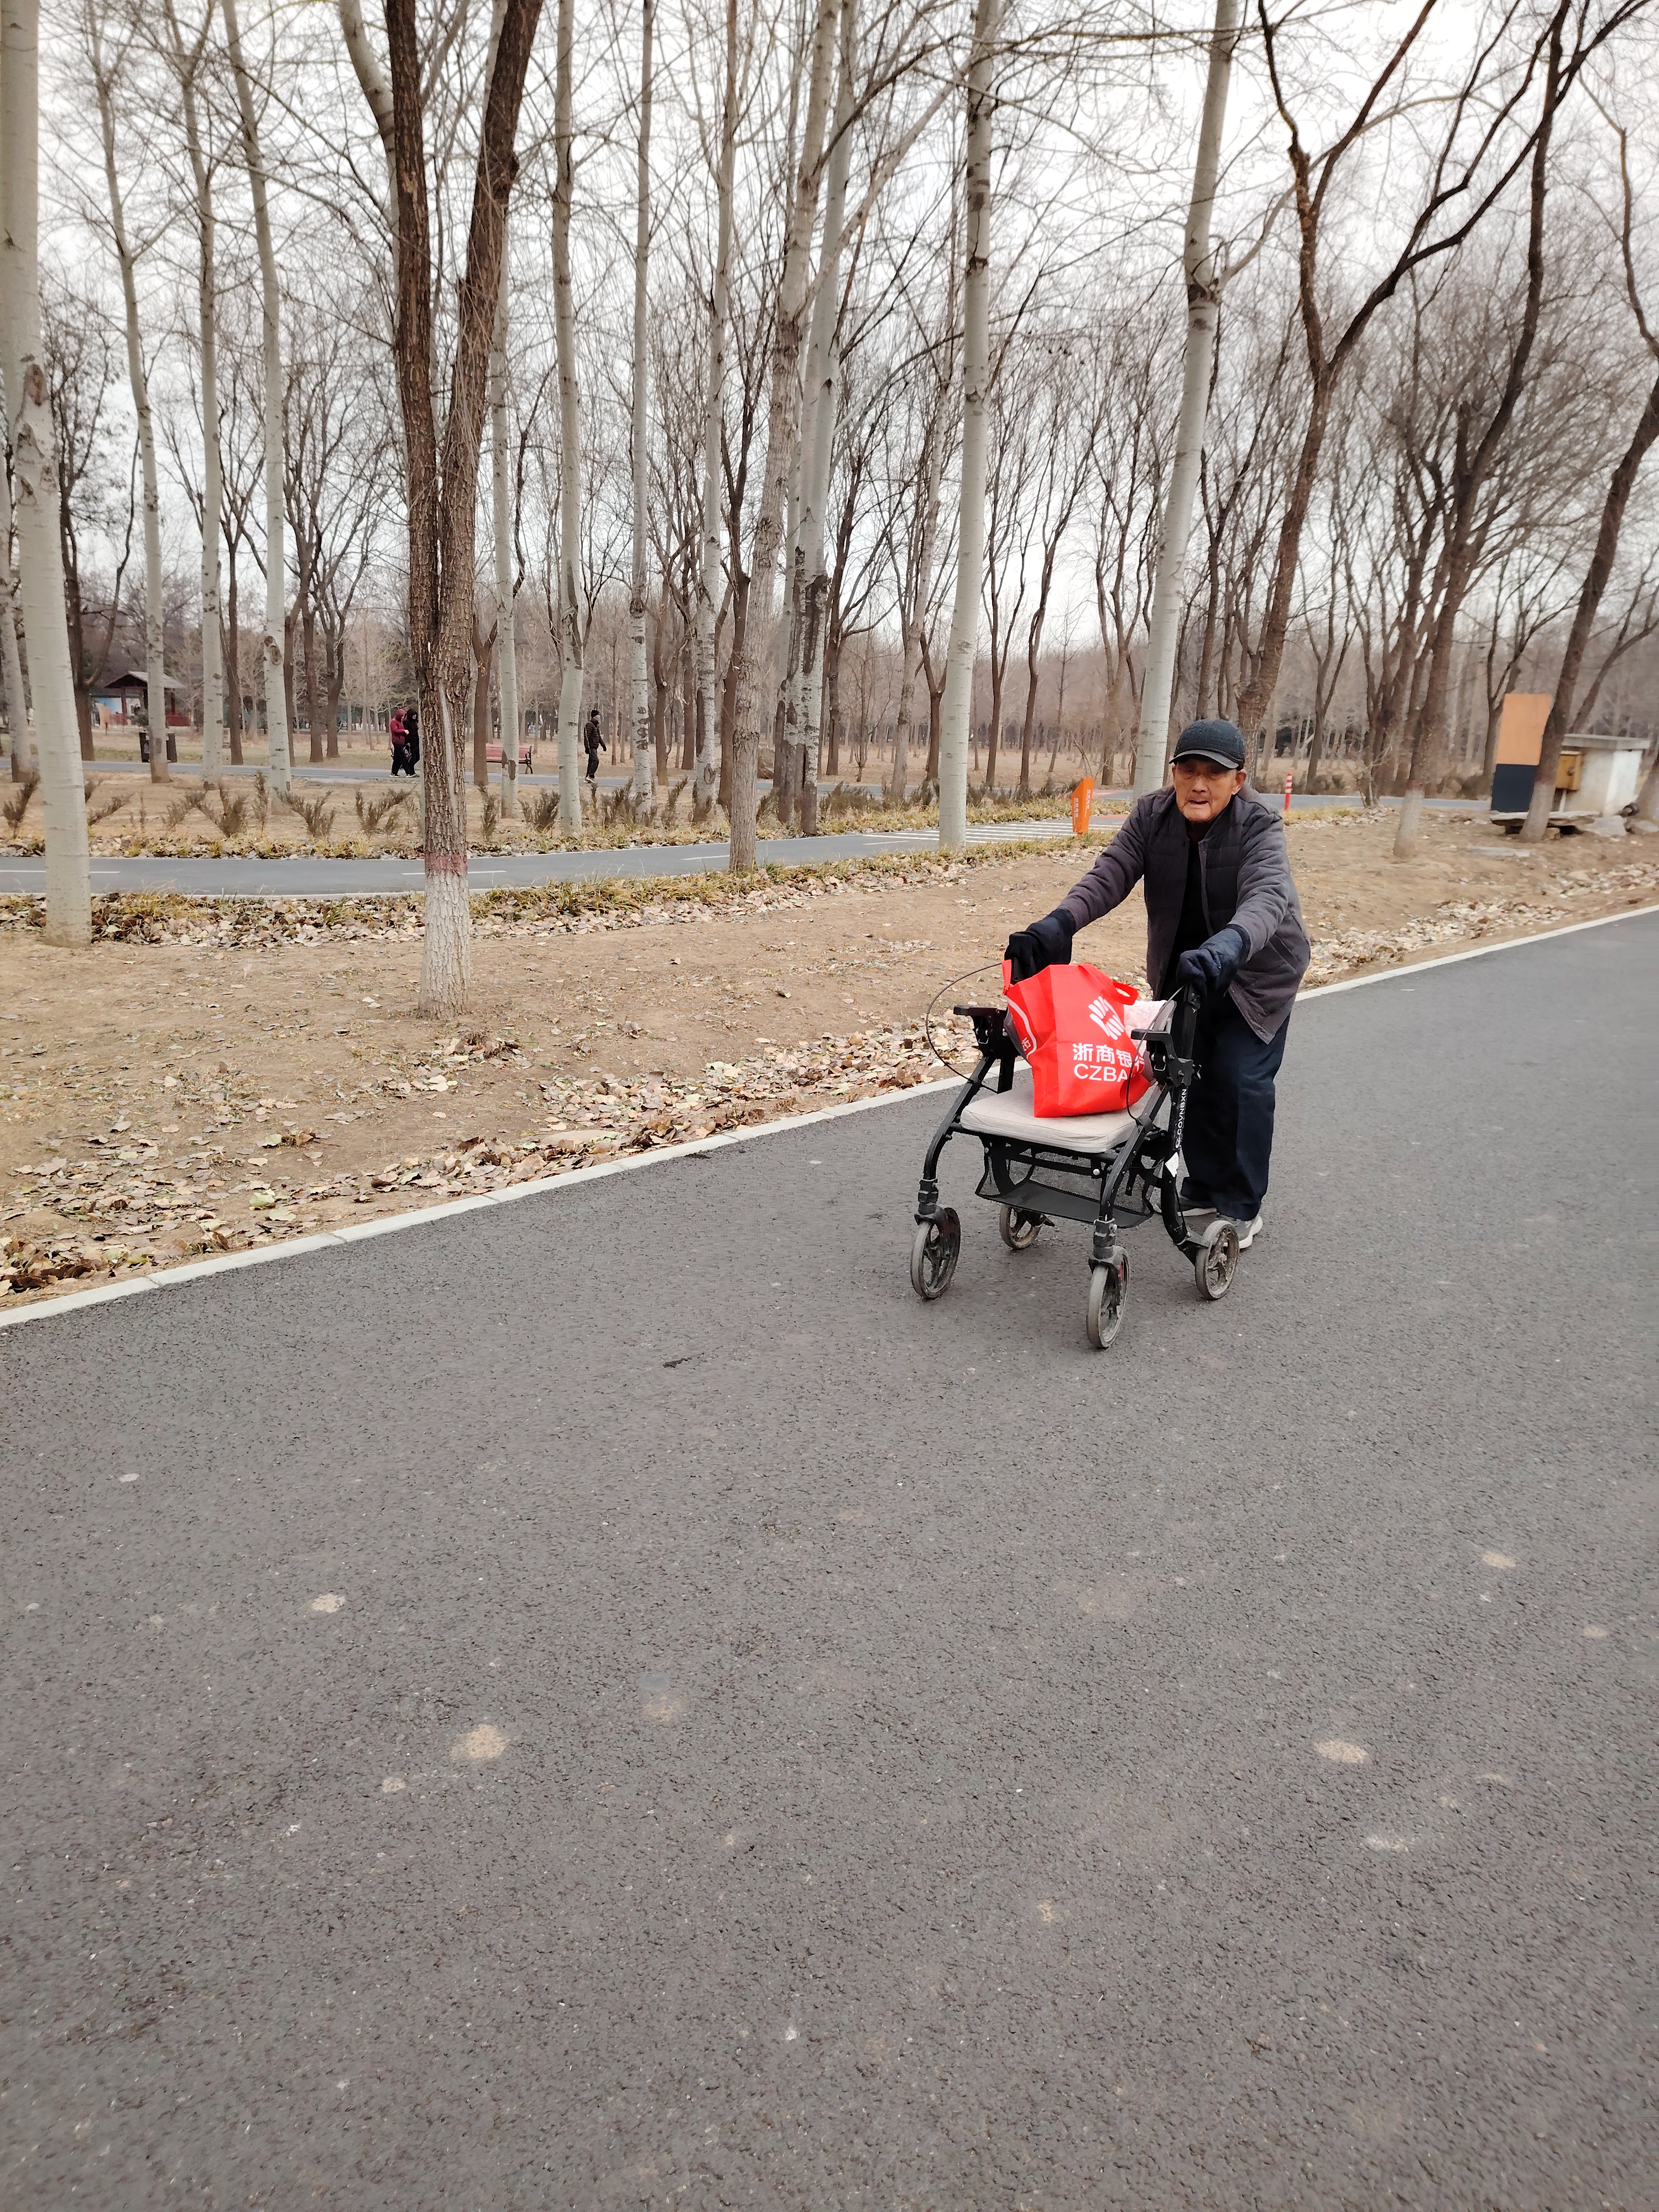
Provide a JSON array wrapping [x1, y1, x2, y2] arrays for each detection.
[[1, 768, 1085, 860], [2, 773, 39, 832]]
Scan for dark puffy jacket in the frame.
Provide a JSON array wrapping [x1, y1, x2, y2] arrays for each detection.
[[1057, 785, 1310, 1039]]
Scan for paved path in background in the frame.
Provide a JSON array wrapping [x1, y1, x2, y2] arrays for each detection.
[[4, 916, 1652, 2209], [0, 796, 1487, 899], [0, 815, 1080, 896]]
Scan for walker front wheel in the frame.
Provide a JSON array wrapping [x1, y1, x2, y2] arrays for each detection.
[[910, 1210, 961, 1300], [1194, 1221, 1240, 1301], [998, 1203, 1045, 1251], [1086, 1261, 1126, 1350]]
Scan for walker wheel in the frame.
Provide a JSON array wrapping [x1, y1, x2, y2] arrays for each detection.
[[1086, 1261, 1125, 1350], [998, 1203, 1045, 1251], [910, 1210, 961, 1300], [1194, 1221, 1240, 1300]]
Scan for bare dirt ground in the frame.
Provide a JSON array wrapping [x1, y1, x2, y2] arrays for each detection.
[[2, 808, 1652, 1304]]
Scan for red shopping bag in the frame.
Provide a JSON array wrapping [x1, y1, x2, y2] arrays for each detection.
[[1002, 961, 1152, 1117]]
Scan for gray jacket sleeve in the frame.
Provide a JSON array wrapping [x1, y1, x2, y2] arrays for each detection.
[[1228, 807, 1298, 958], [1054, 797, 1153, 930]]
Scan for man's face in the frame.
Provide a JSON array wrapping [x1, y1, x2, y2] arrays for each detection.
[[1171, 757, 1248, 823]]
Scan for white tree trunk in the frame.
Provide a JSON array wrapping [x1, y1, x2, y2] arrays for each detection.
[[793, 0, 856, 836], [0, 0, 91, 942], [551, 0, 583, 832], [222, 0, 290, 795], [337, 0, 394, 162], [629, 0, 655, 815], [93, 38, 170, 785], [938, 0, 1000, 853], [691, 0, 737, 817], [171, 19, 223, 778], [726, 0, 838, 872], [489, 249, 519, 818], [0, 437, 28, 778], [1131, 0, 1238, 798], [336, 0, 398, 328]]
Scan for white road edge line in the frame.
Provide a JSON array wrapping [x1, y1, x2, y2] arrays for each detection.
[[3, 901, 1652, 1334]]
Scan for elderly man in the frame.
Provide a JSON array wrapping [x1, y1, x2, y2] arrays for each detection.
[[1005, 718, 1309, 1246]]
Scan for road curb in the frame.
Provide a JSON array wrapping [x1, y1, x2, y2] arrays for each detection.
[[0, 1079, 962, 1333], [3, 904, 1652, 1335]]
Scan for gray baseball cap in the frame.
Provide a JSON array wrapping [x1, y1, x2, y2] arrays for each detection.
[[1171, 718, 1246, 768]]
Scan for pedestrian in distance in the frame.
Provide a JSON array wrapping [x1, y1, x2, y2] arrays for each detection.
[[388, 707, 412, 777], [583, 707, 606, 791], [1005, 718, 1310, 1249], [405, 705, 421, 773]]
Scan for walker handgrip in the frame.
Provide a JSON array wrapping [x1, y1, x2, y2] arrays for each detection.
[[954, 1004, 1011, 1053]]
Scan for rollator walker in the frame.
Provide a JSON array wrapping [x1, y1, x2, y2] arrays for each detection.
[[908, 985, 1240, 1349]]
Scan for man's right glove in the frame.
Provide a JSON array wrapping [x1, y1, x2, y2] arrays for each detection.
[[1004, 907, 1076, 984], [1175, 924, 1248, 1005]]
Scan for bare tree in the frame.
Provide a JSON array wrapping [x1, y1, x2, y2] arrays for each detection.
[[1015, 342, 1096, 797], [489, 247, 521, 816], [628, 0, 655, 815], [222, 0, 293, 792], [725, 0, 838, 870], [883, 257, 957, 801], [162, 0, 225, 775], [90, 6, 170, 780], [937, 0, 998, 850], [1132, 0, 1239, 795], [0, 437, 26, 779], [691, 0, 740, 816], [1523, 113, 1659, 838], [0, 0, 91, 940], [43, 278, 132, 755], [551, 0, 586, 830], [787, 0, 858, 835], [380, 0, 542, 1014], [1395, 4, 1568, 859], [1088, 306, 1168, 776], [1234, 0, 1641, 743]]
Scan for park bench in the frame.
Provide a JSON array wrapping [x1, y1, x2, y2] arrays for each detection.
[[485, 742, 534, 770]]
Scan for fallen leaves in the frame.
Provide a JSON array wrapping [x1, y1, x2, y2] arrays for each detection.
[[1303, 859, 1656, 986], [1, 1234, 98, 1293]]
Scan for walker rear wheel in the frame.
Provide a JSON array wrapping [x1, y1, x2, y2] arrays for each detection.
[[1194, 1221, 1240, 1301], [1086, 1262, 1126, 1350], [998, 1203, 1045, 1251], [910, 1210, 961, 1300]]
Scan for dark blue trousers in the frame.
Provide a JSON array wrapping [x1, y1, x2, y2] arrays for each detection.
[[1181, 999, 1291, 1220]]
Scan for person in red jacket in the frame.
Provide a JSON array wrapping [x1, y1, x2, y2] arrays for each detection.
[[1005, 719, 1310, 1248]]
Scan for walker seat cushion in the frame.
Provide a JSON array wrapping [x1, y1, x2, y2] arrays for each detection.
[[961, 1065, 1146, 1156], [959, 997, 1167, 1157]]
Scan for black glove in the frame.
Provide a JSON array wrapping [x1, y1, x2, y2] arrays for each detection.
[[1175, 925, 1248, 1004], [1004, 907, 1076, 985]]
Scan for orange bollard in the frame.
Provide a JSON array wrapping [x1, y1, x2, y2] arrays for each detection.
[[1071, 776, 1094, 837], [1283, 769, 1293, 816]]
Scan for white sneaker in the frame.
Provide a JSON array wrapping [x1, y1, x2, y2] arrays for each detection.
[[1219, 1212, 1263, 1250]]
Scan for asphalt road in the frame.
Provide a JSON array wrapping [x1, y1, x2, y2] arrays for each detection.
[[0, 816, 1078, 897], [3, 915, 1654, 2209]]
